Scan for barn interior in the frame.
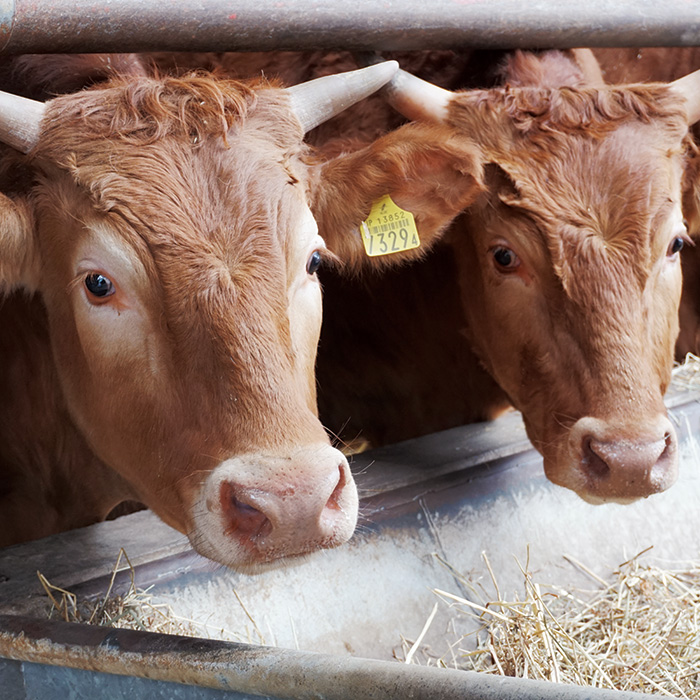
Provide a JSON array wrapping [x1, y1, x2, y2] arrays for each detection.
[[1, 1, 700, 699]]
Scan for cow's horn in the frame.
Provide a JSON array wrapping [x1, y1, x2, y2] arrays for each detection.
[[670, 68, 700, 125], [379, 68, 453, 124], [286, 61, 398, 134], [0, 91, 45, 153]]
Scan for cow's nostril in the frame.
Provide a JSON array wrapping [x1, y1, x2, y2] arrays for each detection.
[[663, 432, 673, 455], [582, 437, 610, 480], [220, 482, 271, 538], [653, 432, 675, 472], [325, 463, 348, 512], [231, 495, 260, 518]]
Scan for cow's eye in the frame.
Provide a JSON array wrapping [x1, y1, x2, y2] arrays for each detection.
[[84, 273, 115, 299], [306, 250, 322, 275], [668, 236, 686, 257], [492, 246, 520, 270]]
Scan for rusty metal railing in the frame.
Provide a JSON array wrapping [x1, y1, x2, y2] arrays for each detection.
[[0, 615, 666, 700], [0, 0, 698, 54]]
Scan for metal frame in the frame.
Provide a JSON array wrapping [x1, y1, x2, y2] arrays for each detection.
[[0, 0, 698, 54], [0, 615, 664, 700]]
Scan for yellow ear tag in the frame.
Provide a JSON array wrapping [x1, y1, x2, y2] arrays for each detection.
[[359, 195, 420, 257]]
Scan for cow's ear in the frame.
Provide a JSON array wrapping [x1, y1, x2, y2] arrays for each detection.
[[311, 122, 484, 272], [683, 139, 700, 239], [0, 193, 37, 293]]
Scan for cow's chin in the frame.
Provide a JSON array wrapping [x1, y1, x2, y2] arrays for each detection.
[[542, 458, 646, 505], [186, 527, 349, 573], [574, 492, 642, 506], [233, 553, 316, 576]]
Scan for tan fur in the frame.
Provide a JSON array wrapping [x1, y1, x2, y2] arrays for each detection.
[[590, 48, 700, 365], [3, 49, 697, 540]]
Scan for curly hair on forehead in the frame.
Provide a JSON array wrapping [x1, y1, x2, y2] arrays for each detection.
[[456, 82, 688, 144], [43, 71, 269, 148]]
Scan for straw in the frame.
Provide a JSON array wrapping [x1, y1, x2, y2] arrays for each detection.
[[37, 548, 248, 642], [404, 549, 700, 697]]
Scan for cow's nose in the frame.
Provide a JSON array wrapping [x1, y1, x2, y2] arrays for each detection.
[[195, 444, 359, 567], [219, 460, 352, 542], [571, 414, 678, 501]]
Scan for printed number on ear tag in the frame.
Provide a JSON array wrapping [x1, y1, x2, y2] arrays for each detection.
[[359, 195, 420, 257]]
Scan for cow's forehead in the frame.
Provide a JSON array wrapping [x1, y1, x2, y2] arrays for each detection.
[[37, 98, 310, 263], [43, 160, 303, 406], [500, 121, 685, 233], [460, 86, 687, 222], [450, 83, 688, 197], [34, 74, 309, 251], [456, 89, 690, 297], [32, 79, 317, 365]]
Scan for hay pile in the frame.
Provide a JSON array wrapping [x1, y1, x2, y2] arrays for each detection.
[[38, 549, 252, 642], [403, 550, 700, 697]]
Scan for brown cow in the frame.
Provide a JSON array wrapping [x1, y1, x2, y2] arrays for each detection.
[[0, 62, 409, 567], [309, 49, 700, 504]]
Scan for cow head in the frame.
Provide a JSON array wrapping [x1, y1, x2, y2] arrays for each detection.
[[449, 93, 687, 504], [317, 51, 700, 504], [0, 63, 397, 568]]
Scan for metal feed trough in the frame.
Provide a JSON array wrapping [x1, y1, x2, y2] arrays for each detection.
[[1, 2, 700, 698], [4, 378, 700, 699]]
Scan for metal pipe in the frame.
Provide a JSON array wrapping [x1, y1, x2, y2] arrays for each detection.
[[0, 0, 699, 54], [0, 615, 664, 700]]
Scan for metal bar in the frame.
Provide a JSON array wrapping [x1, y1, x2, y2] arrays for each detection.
[[0, 0, 699, 54], [0, 615, 664, 700]]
